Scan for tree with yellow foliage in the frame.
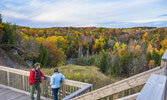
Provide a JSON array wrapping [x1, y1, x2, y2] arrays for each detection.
[[92, 36, 106, 53], [38, 29, 44, 36], [147, 44, 154, 53], [134, 45, 142, 55], [154, 48, 165, 56], [149, 60, 155, 69], [113, 42, 127, 57], [113, 42, 120, 53], [142, 32, 148, 43], [36, 37, 45, 44], [0, 23, 3, 28]]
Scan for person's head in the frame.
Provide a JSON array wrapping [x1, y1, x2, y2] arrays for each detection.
[[54, 67, 59, 73], [34, 63, 40, 70]]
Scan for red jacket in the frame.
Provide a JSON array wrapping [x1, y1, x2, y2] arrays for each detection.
[[29, 68, 44, 85]]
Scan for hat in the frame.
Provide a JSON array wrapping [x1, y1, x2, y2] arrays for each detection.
[[34, 63, 40, 67]]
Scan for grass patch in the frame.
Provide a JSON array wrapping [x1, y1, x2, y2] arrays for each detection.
[[42, 65, 118, 89], [22, 64, 119, 89]]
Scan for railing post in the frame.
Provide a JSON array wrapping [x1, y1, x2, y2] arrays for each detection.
[[113, 93, 118, 100], [161, 50, 167, 68], [89, 85, 93, 92], [7, 71, 9, 86], [122, 91, 125, 97], [107, 96, 109, 100], [161, 50, 167, 100], [22, 75, 25, 90], [62, 84, 66, 98]]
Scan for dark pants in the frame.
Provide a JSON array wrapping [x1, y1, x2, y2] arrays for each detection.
[[30, 84, 41, 100], [52, 88, 60, 100]]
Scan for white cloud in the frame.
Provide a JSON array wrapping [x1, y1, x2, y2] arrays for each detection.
[[1, 11, 28, 19], [1, 0, 167, 27], [124, 17, 167, 23], [30, 0, 164, 24]]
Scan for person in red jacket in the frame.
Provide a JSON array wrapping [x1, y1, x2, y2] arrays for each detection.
[[29, 63, 45, 100]]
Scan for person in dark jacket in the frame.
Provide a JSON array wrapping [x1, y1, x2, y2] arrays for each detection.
[[29, 63, 45, 100]]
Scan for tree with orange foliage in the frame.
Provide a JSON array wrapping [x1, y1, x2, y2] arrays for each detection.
[[43, 41, 65, 67]]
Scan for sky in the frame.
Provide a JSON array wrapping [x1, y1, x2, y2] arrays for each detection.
[[1, 0, 167, 28]]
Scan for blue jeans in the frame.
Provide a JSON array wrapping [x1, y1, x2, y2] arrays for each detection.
[[52, 88, 59, 100]]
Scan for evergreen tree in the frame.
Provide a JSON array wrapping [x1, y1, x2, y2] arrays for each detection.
[[38, 44, 49, 67], [98, 50, 109, 73], [152, 50, 160, 66], [111, 53, 133, 77], [8, 24, 16, 44], [2, 23, 11, 44], [2, 23, 16, 44], [38, 44, 44, 63], [42, 47, 48, 67], [146, 50, 161, 66], [146, 52, 152, 61]]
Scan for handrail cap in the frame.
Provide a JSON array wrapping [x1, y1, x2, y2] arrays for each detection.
[[62, 84, 93, 100], [162, 50, 167, 60]]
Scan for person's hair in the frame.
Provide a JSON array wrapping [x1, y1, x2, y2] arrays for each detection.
[[54, 67, 59, 73], [34, 63, 40, 68]]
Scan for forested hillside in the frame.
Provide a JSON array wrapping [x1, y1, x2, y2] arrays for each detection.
[[0, 13, 167, 78]]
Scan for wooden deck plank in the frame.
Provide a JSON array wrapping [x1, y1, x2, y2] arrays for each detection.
[[0, 89, 13, 96], [9, 93, 24, 100], [1, 90, 23, 100], [11, 94, 30, 100], [0, 85, 52, 100], [0, 86, 31, 100], [0, 87, 4, 89], [0, 88, 9, 93]]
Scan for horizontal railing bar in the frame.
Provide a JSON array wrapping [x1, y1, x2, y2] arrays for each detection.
[[71, 66, 165, 100], [116, 92, 140, 100], [62, 84, 93, 100], [0, 66, 89, 88], [63, 79, 91, 88], [162, 50, 167, 60], [0, 66, 29, 76]]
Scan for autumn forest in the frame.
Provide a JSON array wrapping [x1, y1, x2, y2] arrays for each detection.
[[0, 14, 167, 78]]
